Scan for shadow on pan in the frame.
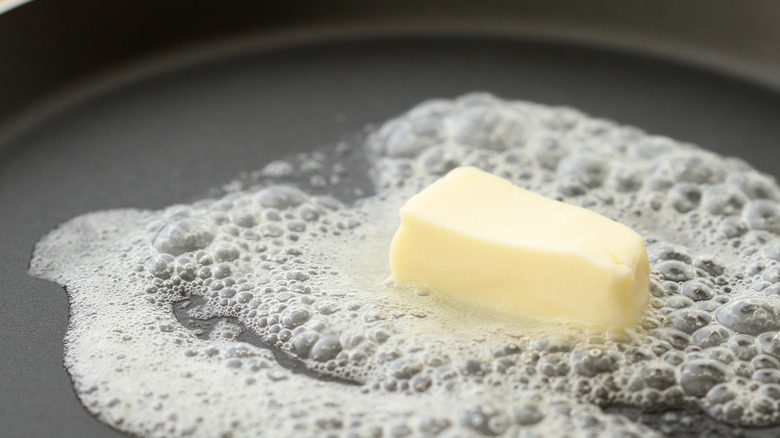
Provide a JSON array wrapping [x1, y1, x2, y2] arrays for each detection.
[[1, 1, 780, 437]]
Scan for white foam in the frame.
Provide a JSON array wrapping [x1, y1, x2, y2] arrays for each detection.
[[30, 93, 780, 436]]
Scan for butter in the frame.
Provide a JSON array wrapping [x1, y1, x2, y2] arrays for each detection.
[[389, 167, 649, 329]]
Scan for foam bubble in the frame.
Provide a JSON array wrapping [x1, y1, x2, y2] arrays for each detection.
[[30, 93, 780, 436]]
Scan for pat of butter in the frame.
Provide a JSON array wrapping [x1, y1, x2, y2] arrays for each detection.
[[389, 167, 649, 329]]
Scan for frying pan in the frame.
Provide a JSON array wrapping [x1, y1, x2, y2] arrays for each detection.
[[2, 1, 780, 436]]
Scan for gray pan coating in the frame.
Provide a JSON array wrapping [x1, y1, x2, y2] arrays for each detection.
[[2, 33, 780, 438]]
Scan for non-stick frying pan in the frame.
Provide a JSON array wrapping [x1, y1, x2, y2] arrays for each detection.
[[2, 1, 780, 437]]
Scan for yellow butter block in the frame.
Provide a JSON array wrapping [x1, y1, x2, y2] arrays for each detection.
[[389, 167, 649, 329]]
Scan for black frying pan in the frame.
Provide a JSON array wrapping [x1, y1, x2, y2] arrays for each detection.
[[2, 1, 780, 437]]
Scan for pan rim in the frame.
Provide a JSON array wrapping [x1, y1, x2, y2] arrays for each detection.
[[2, 24, 779, 152]]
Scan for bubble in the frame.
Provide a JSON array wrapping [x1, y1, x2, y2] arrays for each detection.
[[669, 151, 727, 184], [706, 383, 737, 404], [459, 359, 486, 376], [719, 216, 749, 238], [680, 279, 715, 301], [458, 402, 510, 436], [260, 223, 284, 237], [557, 153, 610, 192], [648, 244, 692, 264], [451, 108, 528, 151], [716, 297, 780, 335], [260, 160, 294, 178], [680, 360, 729, 397], [377, 120, 440, 159], [728, 335, 758, 361], [145, 254, 174, 279], [758, 332, 780, 359], [310, 336, 341, 362], [417, 144, 462, 175], [653, 327, 690, 350], [153, 219, 216, 256], [572, 348, 618, 377], [416, 416, 451, 435], [728, 172, 779, 200], [693, 256, 726, 277], [628, 136, 675, 159], [667, 308, 712, 334], [255, 186, 308, 209], [613, 167, 645, 193], [219, 287, 236, 298], [667, 183, 702, 213], [657, 260, 695, 282], [759, 383, 780, 399], [753, 354, 780, 370], [537, 354, 570, 377], [212, 263, 232, 279], [762, 265, 780, 283], [701, 184, 748, 215], [173, 256, 197, 282], [752, 369, 780, 384], [527, 134, 567, 170], [212, 242, 241, 262], [230, 209, 257, 228], [743, 200, 780, 233], [628, 363, 676, 391], [291, 331, 319, 358], [512, 403, 545, 426], [707, 346, 735, 364], [235, 291, 254, 303], [692, 325, 731, 348], [389, 359, 423, 379]]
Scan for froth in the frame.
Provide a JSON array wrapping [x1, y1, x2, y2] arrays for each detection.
[[30, 93, 780, 437]]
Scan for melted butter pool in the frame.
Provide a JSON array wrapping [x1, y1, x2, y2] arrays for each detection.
[[30, 94, 780, 437]]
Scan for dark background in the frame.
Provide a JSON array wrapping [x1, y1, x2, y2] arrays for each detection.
[[1, 1, 780, 436]]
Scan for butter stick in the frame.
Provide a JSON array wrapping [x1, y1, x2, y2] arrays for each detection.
[[389, 167, 649, 329]]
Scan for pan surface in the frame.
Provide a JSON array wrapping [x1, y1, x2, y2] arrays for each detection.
[[2, 1, 780, 437]]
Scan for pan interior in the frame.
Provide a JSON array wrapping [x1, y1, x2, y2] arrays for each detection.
[[3, 35, 780, 437]]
